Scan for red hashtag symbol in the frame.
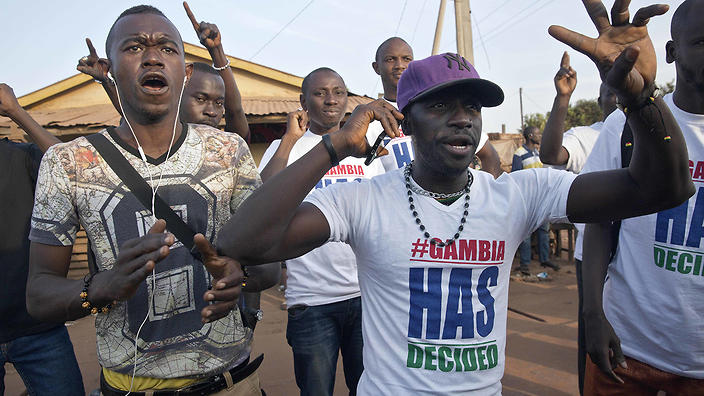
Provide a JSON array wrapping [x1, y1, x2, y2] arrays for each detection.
[[410, 238, 429, 258]]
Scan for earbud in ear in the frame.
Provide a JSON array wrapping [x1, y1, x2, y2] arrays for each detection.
[[107, 72, 115, 82]]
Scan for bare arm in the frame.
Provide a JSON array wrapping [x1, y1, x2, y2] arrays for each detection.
[[0, 83, 61, 153], [476, 141, 502, 178], [582, 222, 627, 383], [184, 2, 250, 140], [242, 263, 281, 292], [540, 52, 576, 166], [259, 110, 307, 181], [554, 1, 694, 222], [76, 38, 121, 116], [27, 221, 173, 322], [218, 100, 403, 265]]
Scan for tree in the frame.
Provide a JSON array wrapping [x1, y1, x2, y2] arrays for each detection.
[[523, 112, 547, 131], [522, 98, 602, 132], [566, 99, 602, 129]]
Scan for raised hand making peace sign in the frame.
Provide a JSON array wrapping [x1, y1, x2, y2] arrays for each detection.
[[549, 0, 669, 106]]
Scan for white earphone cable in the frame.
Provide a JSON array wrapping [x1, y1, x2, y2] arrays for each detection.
[[109, 72, 187, 395]]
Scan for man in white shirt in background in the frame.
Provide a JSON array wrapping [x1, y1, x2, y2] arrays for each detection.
[[258, 67, 384, 395], [538, 51, 618, 395], [581, 0, 704, 393], [366, 37, 503, 177]]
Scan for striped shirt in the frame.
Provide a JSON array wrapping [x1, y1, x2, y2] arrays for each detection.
[[511, 144, 542, 171]]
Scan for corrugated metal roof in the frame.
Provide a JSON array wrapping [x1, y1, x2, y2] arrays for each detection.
[[0, 96, 375, 129]]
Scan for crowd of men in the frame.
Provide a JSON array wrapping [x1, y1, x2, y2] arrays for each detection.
[[0, 0, 702, 395]]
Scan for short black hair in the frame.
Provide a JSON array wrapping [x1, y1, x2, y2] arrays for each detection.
[[522, 125, 538, 138], [375, 37, 411, 63], [671, 0, 700, 41], [105, 5, 181, 59], [301, 67, 344, 96], [191, 62, 222, 78]]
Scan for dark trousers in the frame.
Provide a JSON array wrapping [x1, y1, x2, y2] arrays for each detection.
[[576, 258, 585, 395], [286, 297, 363, 396], [0, 325, 84, 396]]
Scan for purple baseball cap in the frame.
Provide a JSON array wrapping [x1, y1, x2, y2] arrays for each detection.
[[397, 53, 504, 112]]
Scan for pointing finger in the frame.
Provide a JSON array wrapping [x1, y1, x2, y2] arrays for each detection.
[[549, 25, 597, 59], [183, 1, 201, 32], [86, 38, 98, 58], [560, 51, 570, 69]]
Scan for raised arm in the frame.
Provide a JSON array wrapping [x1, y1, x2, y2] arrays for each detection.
[[0, 83, 60, 152], [217, 100, 402, 265], [552, 0, 694, 223], [259, 109, 308, 181], [184, 2, 250, 140], [476, 141, 502, 178], [76, 38, 121, 116], [540, 51, 576, 165]]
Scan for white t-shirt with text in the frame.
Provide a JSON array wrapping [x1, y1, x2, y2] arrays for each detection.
[[581, 93, 704, 378], [306, 167, 576, 394], [259, 130, 385, 307], [560, 121, 604, 261]]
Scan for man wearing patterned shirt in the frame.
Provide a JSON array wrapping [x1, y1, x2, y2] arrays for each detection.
[[25, 6, 276, 395]]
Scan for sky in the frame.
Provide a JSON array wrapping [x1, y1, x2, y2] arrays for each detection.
[[0, 0, 684, 134]]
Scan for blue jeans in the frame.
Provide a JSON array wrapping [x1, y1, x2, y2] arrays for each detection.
[[286, 297, 363, 396], [0, 325, 83, 396], [519, 222, 550, 266]]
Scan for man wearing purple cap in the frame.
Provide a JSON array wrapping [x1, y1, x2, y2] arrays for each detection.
[[217, 1, 691, 393]]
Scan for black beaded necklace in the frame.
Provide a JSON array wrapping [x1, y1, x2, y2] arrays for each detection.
[[404, 162, 473, 247]]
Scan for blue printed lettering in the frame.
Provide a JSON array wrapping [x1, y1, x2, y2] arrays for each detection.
[[393, 141, 413, 168], [687, 188, 704, 248], [655, 201, 688, 245], [476, 267, 498, 337], [442, 269, 474, 339], [408, 268, 442, 339]]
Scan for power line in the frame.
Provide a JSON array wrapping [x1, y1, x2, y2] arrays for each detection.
[[394, 0, 409, 35], [483, 0, 558, 43], [472, 14, 491, 69], [250, 0, 315, 60], [476, 0, 515, 26], [410, 0, 429, 44]]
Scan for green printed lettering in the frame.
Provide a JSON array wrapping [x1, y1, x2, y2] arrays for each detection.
[[677, 253, 693, 275], [438, 347, 454, 372], [653, 247, 665, 268], [462, 347, 478, 371], [424, 346, 437, 370], [665, 250, 678, 272], [695, 255, 702, 276], [487, 344, 499, 369], [453, 348, 463, 371], [406, 344, 423, 368], [477, 346, 488, 370]]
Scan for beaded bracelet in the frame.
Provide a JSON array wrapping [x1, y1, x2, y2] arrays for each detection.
[[80, 273, 112, 315], [212, 59, 231, 71]]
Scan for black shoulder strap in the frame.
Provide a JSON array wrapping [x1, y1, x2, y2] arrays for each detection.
[[85, 132, 196, 251], [609, 122, 635, 261]]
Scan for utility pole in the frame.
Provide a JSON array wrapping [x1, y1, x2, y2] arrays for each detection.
[[454, 0, 474, 64], [432, 0, 447, 55], [519, 87, 525, 129]]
